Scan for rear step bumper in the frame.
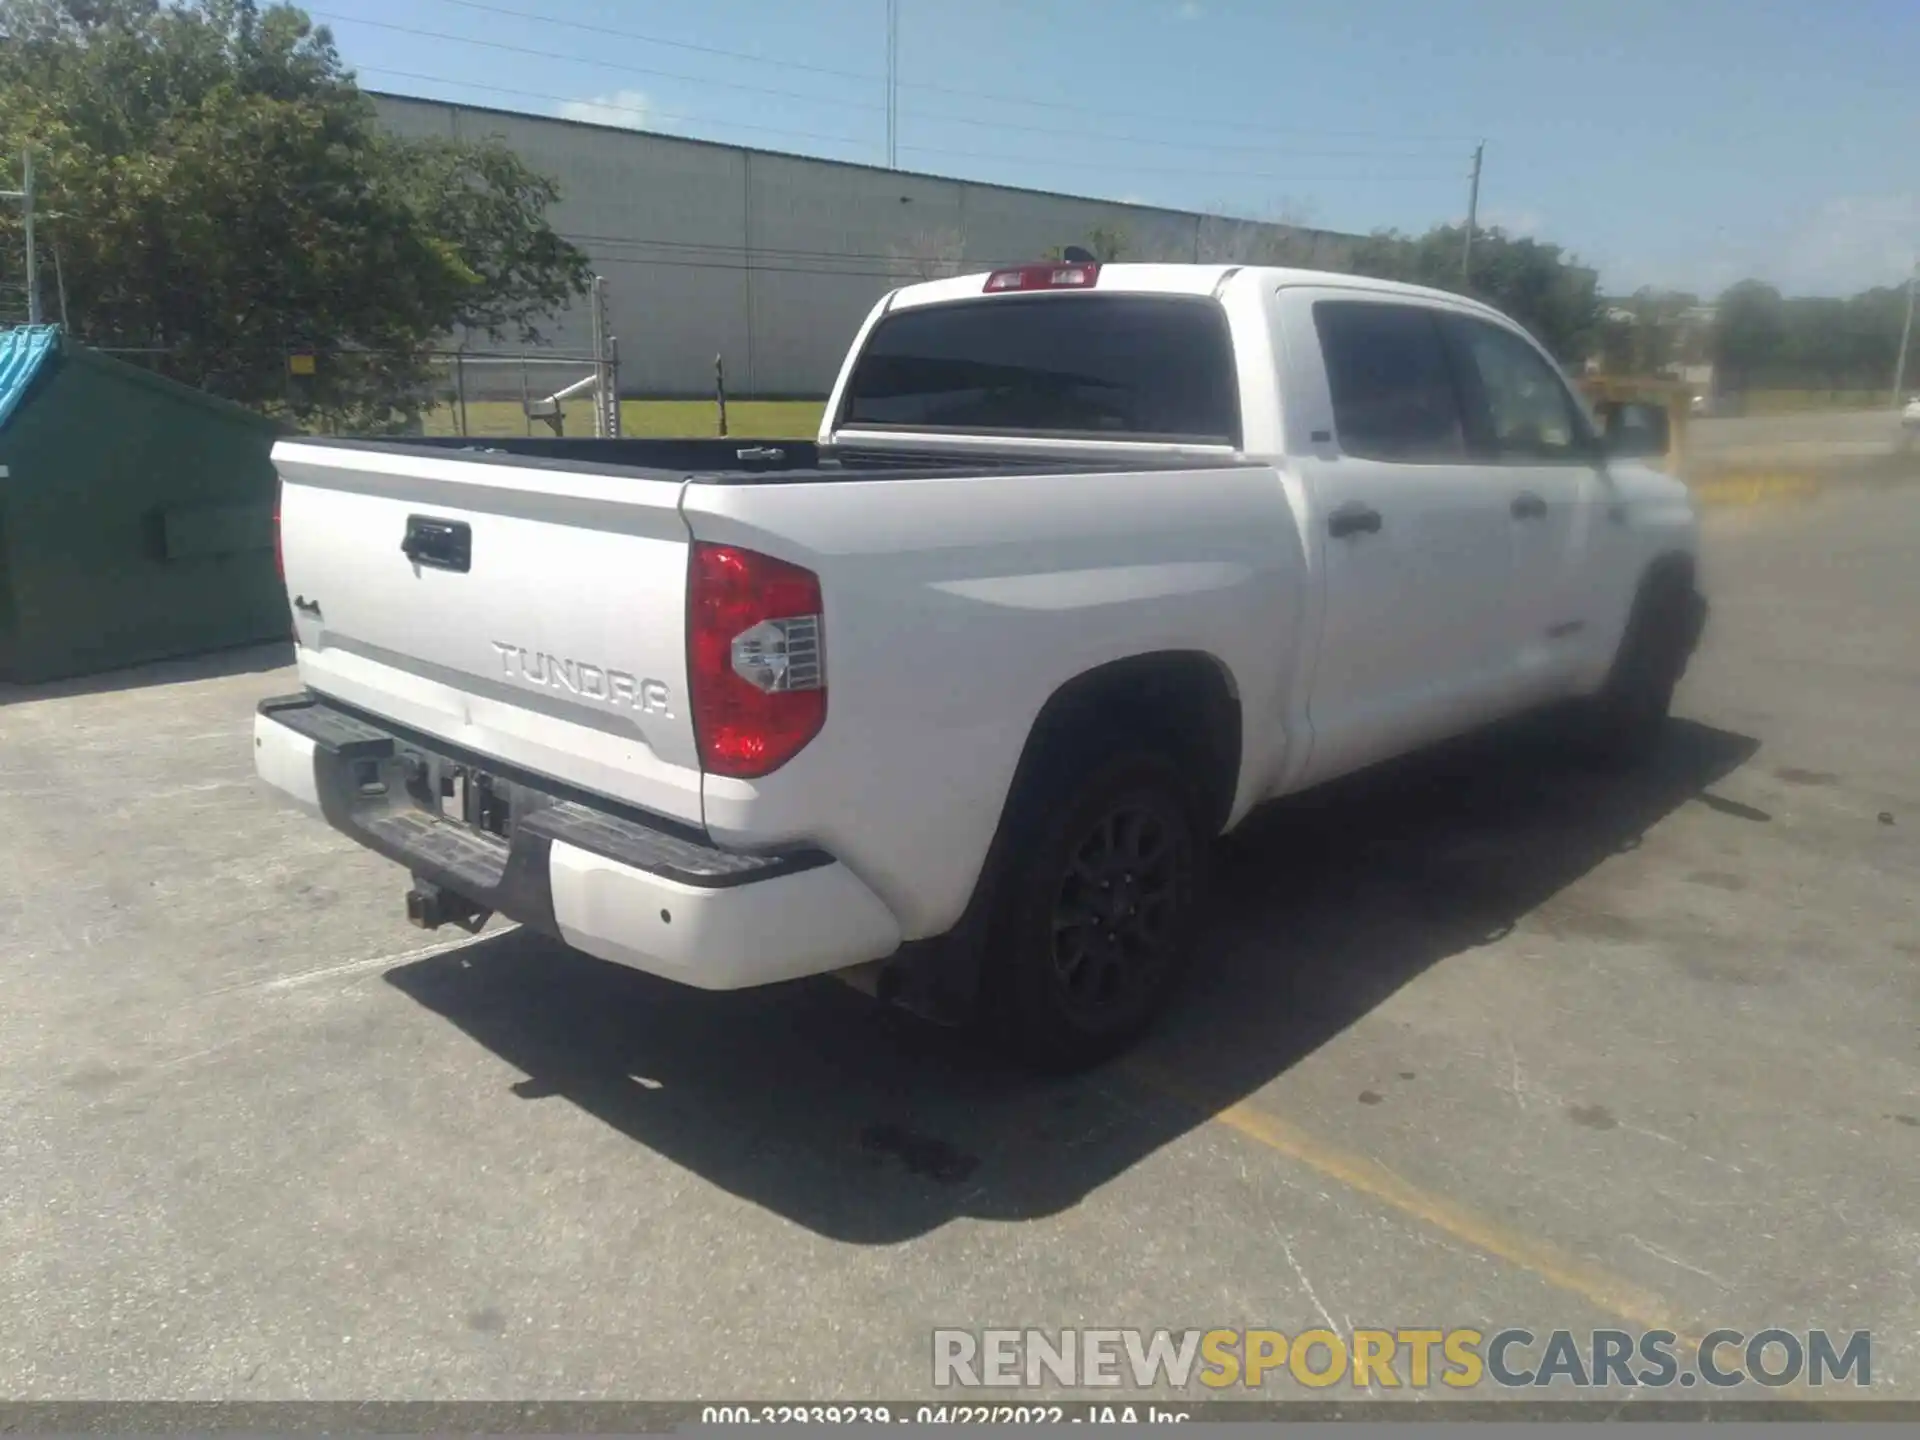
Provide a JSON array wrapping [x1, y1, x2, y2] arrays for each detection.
[[253, 693, 901, 989]]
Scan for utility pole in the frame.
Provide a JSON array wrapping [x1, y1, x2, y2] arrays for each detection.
[[52, 241, 70, 332], [885, 0, 898, 169], [1, 148, 40, 325], [1892, 258, 1917, 408], [20, 150, 35, 325], [1461, 141, 1484, 290]]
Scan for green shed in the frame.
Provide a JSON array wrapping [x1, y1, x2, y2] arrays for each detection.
[[0, 326, 291, 683]]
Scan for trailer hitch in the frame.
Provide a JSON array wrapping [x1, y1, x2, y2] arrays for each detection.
[[404, 878, 492, 933]]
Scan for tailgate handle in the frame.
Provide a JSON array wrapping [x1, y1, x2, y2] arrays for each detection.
[[401, 515, 471, 573]]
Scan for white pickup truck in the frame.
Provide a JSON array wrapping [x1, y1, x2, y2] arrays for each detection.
[[255, 261, 1706, 1069]]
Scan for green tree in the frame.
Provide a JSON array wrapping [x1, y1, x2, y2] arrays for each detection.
[[1709, 280, 1786, 396], [0, 0, 591, 430], [1593, 288, 1701, 378], [1782, 296, 1852, 392], [1841, 287, 1908, 393], [1046, 224, 1131, 263], [1341, 224, 1602, 364]]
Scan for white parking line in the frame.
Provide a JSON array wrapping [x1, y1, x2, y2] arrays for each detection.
[[209, 928, 517, 997]]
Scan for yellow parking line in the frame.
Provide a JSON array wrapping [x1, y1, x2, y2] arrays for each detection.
[[1689, 473, 1823, 508], [1125, 1060, 1692, 1341], [1123, 1063, 1861, 1407]]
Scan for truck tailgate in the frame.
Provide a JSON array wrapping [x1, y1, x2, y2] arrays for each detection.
[[274, 441, 704, 824]]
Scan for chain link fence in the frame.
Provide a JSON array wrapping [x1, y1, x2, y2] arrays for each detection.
[[0, 216, 31, 330], [87, 343, 618, 438], [14, 274, 623, 437]]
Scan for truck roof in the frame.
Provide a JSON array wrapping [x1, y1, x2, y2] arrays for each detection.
[[886, 262, 1509, 320]]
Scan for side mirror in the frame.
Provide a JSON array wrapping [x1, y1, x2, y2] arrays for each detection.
[[1596, 399, 1670, 461]]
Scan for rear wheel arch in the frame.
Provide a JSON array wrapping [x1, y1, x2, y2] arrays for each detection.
[[971, 652, 1240, 1069], [945, 650, 1242, 941], [1006, 650, 1243, 839], [876, 651, 1243, 1031]]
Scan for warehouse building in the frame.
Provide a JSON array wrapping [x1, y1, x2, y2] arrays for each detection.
[[371, 93, 1358, 398]]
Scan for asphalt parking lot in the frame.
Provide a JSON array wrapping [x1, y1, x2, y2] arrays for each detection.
[[2, 481, 1916, 1406]]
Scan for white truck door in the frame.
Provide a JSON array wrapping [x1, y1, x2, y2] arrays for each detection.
[[1437, 312, 1608, 702], [1280, 291, 1519, 785]]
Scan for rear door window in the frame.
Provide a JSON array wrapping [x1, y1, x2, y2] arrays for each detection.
[[840, 295, 1240, 444], [1312, 300, 1468, 463]]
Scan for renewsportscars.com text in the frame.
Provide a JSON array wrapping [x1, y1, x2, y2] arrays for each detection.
[[932, 1327, 1872, 1392]]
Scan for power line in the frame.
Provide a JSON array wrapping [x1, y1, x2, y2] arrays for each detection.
[[356, 46, 1453, 165], [558, 223, 1354, 276], [313, 12, 889, 112], [909, 75, 1482, 144], [419, 0, 883, 82], [390, 0, 1479, 147], [581, 251, 950, 280], [558, 213, 1349, 266], [557, 231, 1026, 269], [357, 68, 874, 148], [360, 65, 1445, 218], [360, 63, 1449, 196], [363, 72, 1447, 193], [907, 105, 1462, 158], [898, 143, 1450, 183]]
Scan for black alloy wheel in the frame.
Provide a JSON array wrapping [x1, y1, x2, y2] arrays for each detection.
[[1050, 797, 1193, 1028]]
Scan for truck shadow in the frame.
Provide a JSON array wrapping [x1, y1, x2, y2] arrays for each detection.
[[384, 714, 1758, 1244]]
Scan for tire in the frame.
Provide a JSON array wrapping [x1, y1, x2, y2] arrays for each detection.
[[981, 743, 1204, 1074], [1579, 569, 1702, 767]]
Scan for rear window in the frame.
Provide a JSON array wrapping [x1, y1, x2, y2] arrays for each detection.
[[839, 294, 1240, 445]]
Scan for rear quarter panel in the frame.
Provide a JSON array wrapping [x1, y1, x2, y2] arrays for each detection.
[[685, 465, 1307, 939]]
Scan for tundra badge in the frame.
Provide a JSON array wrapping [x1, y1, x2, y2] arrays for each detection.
[[491, 642, 673, 717]]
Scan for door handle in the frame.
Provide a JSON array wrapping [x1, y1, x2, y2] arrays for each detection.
[[400, 515, 472, 573], [1327, 502, 1383, 539], [1511, 491, 1548, 520]]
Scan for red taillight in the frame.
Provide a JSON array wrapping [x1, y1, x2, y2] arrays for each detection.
[[983, 262, 1101, 293], [687, 542, 826, 779]]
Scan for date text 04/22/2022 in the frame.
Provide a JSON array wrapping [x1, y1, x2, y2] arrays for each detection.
[[697, 1405, 1189, 1424]]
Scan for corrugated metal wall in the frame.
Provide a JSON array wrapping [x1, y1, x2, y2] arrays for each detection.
[[0, 337, 286, 682], [373, 94, 1357, 398]]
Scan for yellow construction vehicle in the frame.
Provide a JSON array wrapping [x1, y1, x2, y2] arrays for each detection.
[[1577, 375, 1692, 475]]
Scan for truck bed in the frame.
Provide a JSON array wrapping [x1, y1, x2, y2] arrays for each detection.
[[298, 435, 1248, 486]]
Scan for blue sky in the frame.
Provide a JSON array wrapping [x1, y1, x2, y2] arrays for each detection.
[[313, 0, 1919, 297]]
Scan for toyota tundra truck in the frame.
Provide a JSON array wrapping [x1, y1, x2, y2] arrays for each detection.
[[254, 261, 1707, 1070]]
